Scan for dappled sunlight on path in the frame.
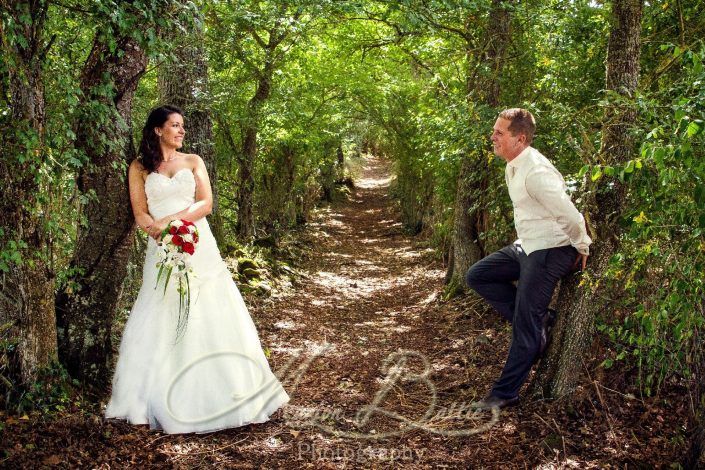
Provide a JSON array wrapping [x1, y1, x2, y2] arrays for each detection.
[[263, 155, 442, 314]]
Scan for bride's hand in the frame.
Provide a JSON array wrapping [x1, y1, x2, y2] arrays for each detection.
[[148, 217, 170, 240]]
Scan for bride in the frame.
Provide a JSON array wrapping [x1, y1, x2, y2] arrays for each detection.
[[105, 105, 289, 434]]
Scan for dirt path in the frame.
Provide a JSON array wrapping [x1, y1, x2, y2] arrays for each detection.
[[0, 156, 687, 468]]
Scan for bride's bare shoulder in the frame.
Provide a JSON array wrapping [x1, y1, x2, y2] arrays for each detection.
[[183, 153, 204, 169], [183, 153, 201, 161], [129, 159, 149, 181], [130, 158, 146, 171]]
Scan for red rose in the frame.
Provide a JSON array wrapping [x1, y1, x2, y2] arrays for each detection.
[[193, 234, 199, 243], [169, 226, 178, 235], [182, 242, 195, 255], [172, 235, 183, 246], [177, 225, 189, 235]]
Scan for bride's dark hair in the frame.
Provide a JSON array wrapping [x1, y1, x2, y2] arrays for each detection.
[[138, 105, 184, 173]]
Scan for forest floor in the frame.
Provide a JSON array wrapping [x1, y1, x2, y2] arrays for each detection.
[[0, 155, 692, 468]]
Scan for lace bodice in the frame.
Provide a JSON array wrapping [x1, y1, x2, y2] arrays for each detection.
[[141, 167, 224, 278], [144, 168, 196, 221]]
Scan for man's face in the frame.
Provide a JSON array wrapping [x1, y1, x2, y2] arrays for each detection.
[[491, 117, 526, 161]]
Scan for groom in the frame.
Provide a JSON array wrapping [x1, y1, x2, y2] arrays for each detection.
[[467, 108, 592, 410]]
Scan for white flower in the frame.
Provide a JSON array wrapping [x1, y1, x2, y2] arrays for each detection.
[[171, 219, 184, 228], [163, 234, 173, 245], [181, 233, 193, 243], [172, 269, 186, 279], [156, 244, 169, 261]]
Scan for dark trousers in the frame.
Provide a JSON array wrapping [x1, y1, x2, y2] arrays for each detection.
[[465, 243, 577, 399]]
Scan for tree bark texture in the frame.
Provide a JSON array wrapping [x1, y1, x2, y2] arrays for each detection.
[[447, 0, 512, 288], [157, 21, 223, 245], [231, 7, 301, 239], [236, 57, 274, 239], [54, 33, 147, 387], [0, 0, 58, 385], [532, 0, 643, 398]]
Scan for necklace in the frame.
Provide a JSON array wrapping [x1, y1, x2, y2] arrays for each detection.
[[164, 154, 178, 162]]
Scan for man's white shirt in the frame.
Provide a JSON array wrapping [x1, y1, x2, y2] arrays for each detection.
[[505, 146, 592, 256]]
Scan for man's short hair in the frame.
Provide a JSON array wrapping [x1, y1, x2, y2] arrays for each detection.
[[498, 108, 536, 144]]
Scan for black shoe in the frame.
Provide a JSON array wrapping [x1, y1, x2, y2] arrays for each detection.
[[538, 308, 557, 359], [470, 393, 520, 410]]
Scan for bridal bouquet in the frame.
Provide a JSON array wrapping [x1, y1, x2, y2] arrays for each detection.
[[155, 219, 199, 338]]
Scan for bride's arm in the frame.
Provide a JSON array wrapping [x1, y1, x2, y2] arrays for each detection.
[[128, 160, 155, 234], [147, 155, 213, 239]]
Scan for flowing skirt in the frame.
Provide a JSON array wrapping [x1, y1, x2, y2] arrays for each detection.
[[105, 217, 289, 434]]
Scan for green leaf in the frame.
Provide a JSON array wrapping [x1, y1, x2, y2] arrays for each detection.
[[686, 121, 702, 138], [653, 148, 666, 167], [164, 266, 172, 295], [577, 164, 590, 178], [695, 185, 705, 206], [693, 52, 703, 75], [591, 166, 602, 182]]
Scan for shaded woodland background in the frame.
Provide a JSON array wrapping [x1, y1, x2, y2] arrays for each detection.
[[0, 0, 703, 466]]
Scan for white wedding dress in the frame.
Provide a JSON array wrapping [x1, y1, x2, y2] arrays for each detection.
[[105, 167, 289, 434]]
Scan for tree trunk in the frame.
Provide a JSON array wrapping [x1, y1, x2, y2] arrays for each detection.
[[282, 143, 298, 227], [684, 313, 705, 469], [532, 0, 643, 398], [0, 0, 58, 385], [335, 144, 346, 185], [157, 20, 224, 245], [336, 145, 345, 170], [448, 158, 485, 289], [685, 426, 705, 469], [228, 9, 299, 239], [237, 67, 273, 239], [54, 34, 147, 387], [446, 0, 511, 289], [685, 394, 705, 468]]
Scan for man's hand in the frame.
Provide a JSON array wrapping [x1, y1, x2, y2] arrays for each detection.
[[572, 252, 588, 272]]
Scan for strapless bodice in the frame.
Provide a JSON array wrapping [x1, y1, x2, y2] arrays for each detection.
[[142, 166, 226, 282], [144, 168, 196, 220]]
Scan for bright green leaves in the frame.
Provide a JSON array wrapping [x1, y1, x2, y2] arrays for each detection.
[[86, 0, 196, 60], [632, 211, 650, 225], [0, 238, 28, 274], [695, 185, 705, 207], [596, 42, 705, 396], [577, 164, 590, 178], [686, 120, 702, 138], [576, 158, 644, 183], [591, 165, 602, 181], [598, 234, 705, 396]]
